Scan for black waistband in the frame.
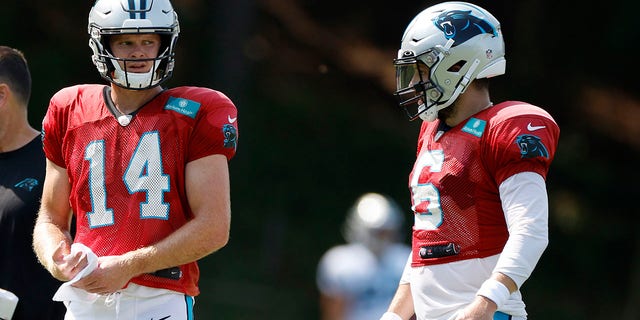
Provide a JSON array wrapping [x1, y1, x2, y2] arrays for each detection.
[[419, 242, 460, 259], [150, 267, 182, 280]]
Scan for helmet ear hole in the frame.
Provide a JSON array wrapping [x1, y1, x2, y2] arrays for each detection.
[[447, 60, 466, 72]]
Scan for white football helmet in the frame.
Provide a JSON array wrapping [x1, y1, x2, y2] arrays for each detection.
[[88, 0, 180, 90], [343, 193, 404, 255], [394, 1, 505, 121]]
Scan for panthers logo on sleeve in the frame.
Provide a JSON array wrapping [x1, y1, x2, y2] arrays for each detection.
[[222, 124, 237, 149], [433, 10, 498, 46], [516, 134, 549, 158]]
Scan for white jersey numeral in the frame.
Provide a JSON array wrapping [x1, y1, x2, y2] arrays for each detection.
[[411, 150, 445, 230], [85, 140, 115, 227], [124, 132, 170, 220], [84, 132, 170, 228]]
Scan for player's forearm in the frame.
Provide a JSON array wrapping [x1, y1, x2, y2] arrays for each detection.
[[32, 215, 73, 278], [121, 212, 230, 276], [34, 160, 75, 277], [492, 272, 517, 293], [475, 272, 518, 311], [494, 228, 548, 289], [384, 283, 415, 320], [496, 172, 549, 288]]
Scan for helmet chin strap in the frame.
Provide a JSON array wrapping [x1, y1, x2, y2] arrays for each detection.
[[418, 103, 438, 121]]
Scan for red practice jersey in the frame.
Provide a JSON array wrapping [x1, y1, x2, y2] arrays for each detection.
[[409, 101, 559, 267], [42, 85, 238, 296]]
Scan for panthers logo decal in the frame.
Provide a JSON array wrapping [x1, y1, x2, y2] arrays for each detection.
[[222, 124, 237, 149], [433, 10, 497, 46], [14, 178, 39, 192], [516, 134, 549, 159]]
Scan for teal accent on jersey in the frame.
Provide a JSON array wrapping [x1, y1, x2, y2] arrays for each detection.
[[164, 97, 201, 119], [461, 117, 486, 137]]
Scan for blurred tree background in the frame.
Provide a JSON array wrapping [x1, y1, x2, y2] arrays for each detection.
[[3, 0, 639, 319]]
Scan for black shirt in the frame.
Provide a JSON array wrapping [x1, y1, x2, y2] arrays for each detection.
[[0, 137, 65, 319]]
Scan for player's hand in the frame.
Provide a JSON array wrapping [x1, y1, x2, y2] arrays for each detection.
[[51, 240, 88, 281], [71, 255, 134, 295], [454, 296, 496, 320]]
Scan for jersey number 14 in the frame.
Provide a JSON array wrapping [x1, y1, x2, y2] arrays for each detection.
[[84, 132, 170, 228]]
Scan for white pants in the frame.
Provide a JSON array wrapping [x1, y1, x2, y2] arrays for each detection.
[[402, 255, 528, 319], [63, 283, 194, 320]]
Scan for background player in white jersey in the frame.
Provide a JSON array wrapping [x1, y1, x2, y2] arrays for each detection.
[[317, 193, 411, 320], [380, 2, 559, 320], [32, 0, 238, 319]]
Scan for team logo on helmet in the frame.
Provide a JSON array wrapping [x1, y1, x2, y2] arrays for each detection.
[[516, 134, 549, 158], [222, 124, 237, 149], [433, 10, 497, 46]]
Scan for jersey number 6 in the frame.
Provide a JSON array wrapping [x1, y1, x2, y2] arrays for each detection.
[[411, 149, 445, 230]]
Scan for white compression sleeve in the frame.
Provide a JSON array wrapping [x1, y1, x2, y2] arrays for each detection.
[[494, 171, 550, 288]]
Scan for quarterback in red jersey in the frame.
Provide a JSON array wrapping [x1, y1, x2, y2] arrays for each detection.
[[33, 0, 238, 319], [380, 2, 559, 320]]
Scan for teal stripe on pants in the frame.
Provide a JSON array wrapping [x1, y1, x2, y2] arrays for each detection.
[[185, 295, 194, 320], [494, 311, 512, 320]]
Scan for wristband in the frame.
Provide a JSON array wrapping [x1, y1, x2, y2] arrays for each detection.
[[476, 278, 510, 308], [380, 312, 402, 320]]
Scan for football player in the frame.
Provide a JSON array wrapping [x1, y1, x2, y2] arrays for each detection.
[[32, 0, 238, 319], [380, 2, 559, 320], [317, 193, 411, 320]]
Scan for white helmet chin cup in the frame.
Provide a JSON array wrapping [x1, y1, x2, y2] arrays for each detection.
[[394, 1, 506, 120], [418, 104, 438, 122], [111, 59, 157, 89]]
